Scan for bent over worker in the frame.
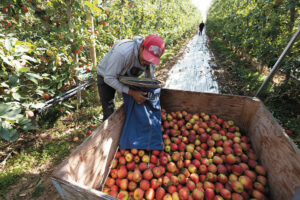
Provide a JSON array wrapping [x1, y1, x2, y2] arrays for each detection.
[[97, 35, 165, 120]]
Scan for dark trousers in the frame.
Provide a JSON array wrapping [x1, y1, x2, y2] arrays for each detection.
[[199, 28, 203, 35], [97, 75, 116, 121]]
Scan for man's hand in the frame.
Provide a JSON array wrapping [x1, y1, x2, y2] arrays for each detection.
[[128, 89, 148, 104]]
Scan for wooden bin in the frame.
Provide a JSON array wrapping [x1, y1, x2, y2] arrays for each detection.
[[51, 89, 300, 200]]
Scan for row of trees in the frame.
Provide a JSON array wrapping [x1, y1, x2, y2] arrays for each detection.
[[0, 0, 201, 141], [206, 0, 300, 136], [207, 0, 299, 77]]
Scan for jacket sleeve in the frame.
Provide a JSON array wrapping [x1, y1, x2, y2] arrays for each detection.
[[103, 51, 130, 94]]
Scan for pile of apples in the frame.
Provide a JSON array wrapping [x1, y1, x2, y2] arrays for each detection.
[[102, 109, 269, 200]]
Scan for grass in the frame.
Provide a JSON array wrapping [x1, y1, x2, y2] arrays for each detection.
[[0, 134, 70, 196]]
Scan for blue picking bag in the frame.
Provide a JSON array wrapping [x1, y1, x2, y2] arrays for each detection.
[[120, 86, 163, 150]]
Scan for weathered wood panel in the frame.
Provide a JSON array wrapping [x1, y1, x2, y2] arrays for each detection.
[[247, 102, 300, 200], [52, 178, 117, 200], [160, 89, 258, 132], [52, 105, 125, 191], [239, 97, 261, 137]]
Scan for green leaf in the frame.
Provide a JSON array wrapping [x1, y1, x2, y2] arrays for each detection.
[[22, 55, 37, 63], [57, 81, 62, 89], [9, 75, 19, 87], [26, 73, 43, 80], [25, 73, 42, 85], [31, 103, 46, 109], [0, 55, 13, 66], [23, 124, 36, 130], [0, 103, 12, 116], [0, 126, 18, 141], [19, 67, 31, 72], [12, 92, 21, 101], [15, 44, 30, 53], [1, 109, 21, 120], [84, 1, 102, 16], [18, 117, 31, 125]]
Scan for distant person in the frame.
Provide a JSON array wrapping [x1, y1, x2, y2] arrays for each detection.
[[199, 21, 205, 35]]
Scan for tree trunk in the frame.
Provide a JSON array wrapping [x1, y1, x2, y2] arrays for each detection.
[[66, 0, 81, 111], [87, 13, 97, 68], [87, 9, 100, 104], [289, 1, 296, 32], [284, 0, 296, 83]]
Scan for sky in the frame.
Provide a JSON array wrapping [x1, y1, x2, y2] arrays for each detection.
[[191, 0, 213, 22]]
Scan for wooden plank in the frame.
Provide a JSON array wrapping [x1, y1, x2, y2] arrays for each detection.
[[160, 89, 252, 131], [239, 97, 260, 137], [52, 106, 125, 191], [247, 102, 300, 200], [51, 178, 117, 200]]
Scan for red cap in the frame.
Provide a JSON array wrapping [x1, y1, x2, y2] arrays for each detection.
[[142, 35, 165, 65]]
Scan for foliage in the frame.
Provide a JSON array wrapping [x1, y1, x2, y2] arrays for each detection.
[[206, 0, 300, 76], [208, 21, 300, 146], [0, 0, 201, 141]]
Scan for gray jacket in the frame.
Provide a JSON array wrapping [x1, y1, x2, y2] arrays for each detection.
[[97, 36, 155, 94]]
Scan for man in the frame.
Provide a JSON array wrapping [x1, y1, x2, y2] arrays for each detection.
[[97, 35, 165, 120], [199, 21, 205, 35]]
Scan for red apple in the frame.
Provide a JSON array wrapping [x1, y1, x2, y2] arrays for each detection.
[[192, 188, 204, 200], [117, 166, 127, 179], [232, 165, 243, 176], [140, 179, 150, 191], [117, 191, 128, 200], [143, 169, 153, 180], [167, 162, 177, 173], [133, 188, 144, 200], [252, 189, 266, 199], [128, 181, 137, 191], [199, 165, 208, 174], [179, 187, 189, 200], [156, 187, 166, 200], [119, 178, 128, 190], [178, 174, 186, 184], [218, 174, 228, 184], [231, 193, 243, 200], [132, 169, 142, 183], [125, 153, 134, 162], [231, 181, 244, 194], [225, 154, 236, 164], [255, 165, 266, 176], [190, 173, 199, 183], [160, 156, 168, 166], [205, 188, 215, 200], [220, 188, 231, 200], [145, 188, 155, 200], [239, 175, 252, 190]]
